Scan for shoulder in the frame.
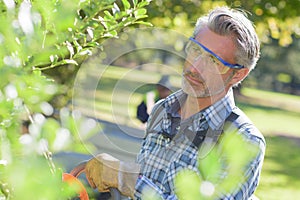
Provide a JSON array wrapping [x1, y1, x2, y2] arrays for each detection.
[[226, 107, 266, 148], [150, 98, 165, 115]]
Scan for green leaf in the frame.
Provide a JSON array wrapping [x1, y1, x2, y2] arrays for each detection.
[[137, 0, 151, 8], [62, 59, 78, 66], [103, 30, 118, 37], [134, 8, 147, 16], [132, 0, 138, 7], [218, 171, 243, 193], [198, 147, 222, 182], [0, 101, 14, 120], [60, 112, 78, 139], [133, 21, 153, 26], [122, 0, 131, 10], [175, 170, 202, 200], [104, 10, 114, 20], [221, 132, 259, 169], [114, 10, 127, 19], [33, 69, 41, 76], [134, 14, 148, 20], [78, 49, 92, 56], [86, 41, 100, 47], [41, 118, 61, 144]]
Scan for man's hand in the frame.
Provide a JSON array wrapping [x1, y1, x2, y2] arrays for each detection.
[[85, 153, 140, 198]]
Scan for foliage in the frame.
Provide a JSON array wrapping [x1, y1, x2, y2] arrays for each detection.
[[237, 0, 300, 47], [175, 132, 259, 200], [252, 38, 300, 93], [146, 0, 300, 46], [0, 0, 151, 199]]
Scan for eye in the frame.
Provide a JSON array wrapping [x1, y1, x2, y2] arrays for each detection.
[[186, 43, 201, 57], [209, 55, 220, 65], [192, 46, 201, 54]]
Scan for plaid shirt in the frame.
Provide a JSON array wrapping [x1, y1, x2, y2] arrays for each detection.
[[134, 89, 265, 200]]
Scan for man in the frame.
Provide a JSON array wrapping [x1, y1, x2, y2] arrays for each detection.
[[137, 75, 173, 123], [85, 6, 266, 199]]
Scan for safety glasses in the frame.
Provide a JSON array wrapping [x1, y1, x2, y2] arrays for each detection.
[[185, 37, 244, 74]]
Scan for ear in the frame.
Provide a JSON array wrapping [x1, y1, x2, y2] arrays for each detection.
[[229, 68, 249, 85]]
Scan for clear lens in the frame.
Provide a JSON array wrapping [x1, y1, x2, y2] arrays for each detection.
[[185, 41, 229, 74]]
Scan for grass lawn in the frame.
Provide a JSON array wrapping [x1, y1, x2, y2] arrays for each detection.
[[237, 87, 300, 137], [236, 88, 300, 199], [74, 66, 300, 199], [255, 135, 300, 199]]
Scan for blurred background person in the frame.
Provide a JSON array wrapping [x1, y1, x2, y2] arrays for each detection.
[[136, 75, 173, 123]]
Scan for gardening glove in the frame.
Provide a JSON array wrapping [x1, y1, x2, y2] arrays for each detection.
[[85, 153, 140, 198]]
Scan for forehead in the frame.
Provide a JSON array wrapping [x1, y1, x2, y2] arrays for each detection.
[[194, 26, 236, 63]]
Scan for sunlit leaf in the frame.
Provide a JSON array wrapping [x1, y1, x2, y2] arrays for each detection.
[[198, 147, 222, 183], [104, 10, 114, 20], [41, 118, 61, 144], [122, 0, 131, 10], [0, 0, 152, 198], [221, 131, 259, 169], [133, 21, 152, 26], [175, 170, 203, 200], [103, 30, 118, 37], [132, 0, 138, 7], [63, 59, 78, 66], [134, 8, 147, 17], [137, 0, 151, 8]]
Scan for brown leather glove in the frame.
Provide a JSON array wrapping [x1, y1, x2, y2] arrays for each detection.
[[85, 153, 140, 198]]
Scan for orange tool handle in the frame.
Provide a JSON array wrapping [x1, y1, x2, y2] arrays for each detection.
[[67, 161, 121, 200], [62, 161, 89, 200]]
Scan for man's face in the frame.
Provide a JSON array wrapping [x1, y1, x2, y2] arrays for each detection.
[[182, 26, 238, 98]]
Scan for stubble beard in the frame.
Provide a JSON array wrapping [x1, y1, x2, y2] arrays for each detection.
[[181, 71, 228, 98]]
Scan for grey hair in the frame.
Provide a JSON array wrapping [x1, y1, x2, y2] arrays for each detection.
[[193, 7, 260, 71]]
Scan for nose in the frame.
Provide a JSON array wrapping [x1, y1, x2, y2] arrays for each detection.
[[184, 57, 205, 74]]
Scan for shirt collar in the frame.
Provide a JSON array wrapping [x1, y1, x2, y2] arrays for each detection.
[[164, 89, 236, 130], [203, 89, 236, 130], [164, 89, 186, 118]]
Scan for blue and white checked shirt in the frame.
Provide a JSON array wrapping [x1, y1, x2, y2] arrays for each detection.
[[134, 89, 265, 200]]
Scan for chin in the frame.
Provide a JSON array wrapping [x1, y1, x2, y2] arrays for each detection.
[[182, 80, 197, 95], [182, 83, 210, 98]]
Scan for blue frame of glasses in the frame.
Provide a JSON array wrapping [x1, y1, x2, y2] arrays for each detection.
[[189, 37, 244, 69]]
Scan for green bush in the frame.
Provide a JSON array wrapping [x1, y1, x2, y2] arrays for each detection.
[[0, 0, 151, 199]]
